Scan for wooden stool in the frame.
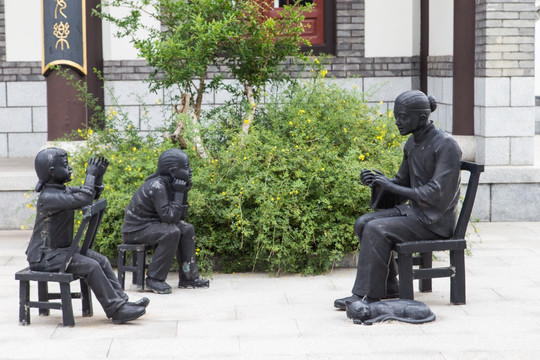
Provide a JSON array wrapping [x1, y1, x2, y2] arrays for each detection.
[[117, 244, 154, 291], [15, 268, 93, 326]]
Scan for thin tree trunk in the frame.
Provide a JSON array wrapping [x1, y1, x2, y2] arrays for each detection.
[[242, 85, 256, 135], [168, 92, 208, 158]]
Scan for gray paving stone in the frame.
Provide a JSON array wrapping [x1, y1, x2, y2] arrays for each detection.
[[1, 221, 540, 359]]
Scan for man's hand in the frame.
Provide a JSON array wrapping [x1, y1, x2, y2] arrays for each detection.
[[173, 178, 187, 193], [360, 169, 384, 187], [372, 173, 394, 191]]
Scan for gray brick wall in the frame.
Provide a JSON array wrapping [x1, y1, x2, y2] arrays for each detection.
[[428, 56, 453, 78], [102, 0, 419, 81], [0, 0, 4, 63], [475, 0, 535, 77]]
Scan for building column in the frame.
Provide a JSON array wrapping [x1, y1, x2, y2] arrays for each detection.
[[474, 0, 536, 166], [453, 0, 475, 136], [45, 0, 103, 141]]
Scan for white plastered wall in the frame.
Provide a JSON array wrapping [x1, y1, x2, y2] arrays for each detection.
[[364, 0, 420, 57], [4, 0, 42, 61], [101, 5, 159, 61], [429, 0, 453, 56]]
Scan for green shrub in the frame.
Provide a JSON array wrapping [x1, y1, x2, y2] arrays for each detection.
[[183, 79, 404, 274], [67, 78, 404, 275]]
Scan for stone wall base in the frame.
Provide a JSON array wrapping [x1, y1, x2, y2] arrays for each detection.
[[4, 158, 540, 229]]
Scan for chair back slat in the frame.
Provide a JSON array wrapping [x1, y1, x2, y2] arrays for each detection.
[[59, 199, 108, 273], [453, 162, 484, 240], [80, 199, 107, 256]]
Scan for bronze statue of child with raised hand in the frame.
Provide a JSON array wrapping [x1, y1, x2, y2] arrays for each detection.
[[122, 148, 209, 294], [26, 147, 149, 324], [334, 90, 462, 309]]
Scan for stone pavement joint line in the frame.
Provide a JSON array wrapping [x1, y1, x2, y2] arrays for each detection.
[[1, 223, 540, 359]]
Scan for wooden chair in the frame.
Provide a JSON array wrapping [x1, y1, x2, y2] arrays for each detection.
[[15, 199, 107, 326], [117, 243, 154, 291], [395, 161, 484, 305]]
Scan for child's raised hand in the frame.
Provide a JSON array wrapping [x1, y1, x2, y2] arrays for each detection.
[[172, 178, 187, 193], [86, 156, 100, 176], [96, 156, 109, 177]]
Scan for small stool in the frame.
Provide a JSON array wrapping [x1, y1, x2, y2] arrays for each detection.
[[117, 244, 154, 290], [15, 268, 93, 327]]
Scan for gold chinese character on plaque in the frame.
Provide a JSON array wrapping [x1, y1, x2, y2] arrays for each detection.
[[53, 22, 70, 50], [55, 0, 68, 19]]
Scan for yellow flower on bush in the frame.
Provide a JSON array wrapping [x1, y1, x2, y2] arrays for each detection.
[[320, 69, 328, 78]]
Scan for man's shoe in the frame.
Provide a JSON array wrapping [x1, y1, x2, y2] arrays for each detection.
[[127, 297, 150, 308], [178, 277, 210, 288], [112, 304, 146, 324], [334, 294, 363, 310], [146, 278, 172, 294]]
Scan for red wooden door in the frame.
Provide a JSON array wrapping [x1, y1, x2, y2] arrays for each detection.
[[267, 0, 324, 45]]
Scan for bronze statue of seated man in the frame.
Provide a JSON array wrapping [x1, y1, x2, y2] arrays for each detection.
[[335, 90, 462, 309]]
